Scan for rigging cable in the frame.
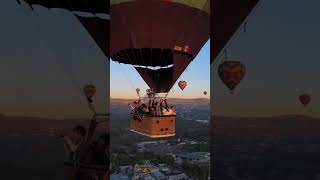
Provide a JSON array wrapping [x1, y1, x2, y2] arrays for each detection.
[[212, 0, 265, 67]]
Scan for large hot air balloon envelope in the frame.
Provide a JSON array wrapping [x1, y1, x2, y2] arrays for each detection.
[[110, 0, 210, 93], [218, 61, 246, 93], [110, 0, 210, 139], [299, 94, 311, 107], [212, 0, 260, 64]]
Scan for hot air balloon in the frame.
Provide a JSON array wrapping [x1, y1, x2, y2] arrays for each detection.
[[218, 61, 246, 93], [212, 0, 260, 64], [18, 0, 110, 178], [299, 94, 311, 107], [136, 88, 141, 94], [84, 84, 97, 102], [204, 91, 208, 95], [111, 0, 210, 138], [178, 81, 188, 91]]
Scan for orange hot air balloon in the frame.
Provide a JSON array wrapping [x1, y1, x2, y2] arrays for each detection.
[[218, 61, 246, 93], [203, 91, 207, 95], [178, 81, 187, 91], [136, 88, 140, 94], [299, 94, 311, 107]]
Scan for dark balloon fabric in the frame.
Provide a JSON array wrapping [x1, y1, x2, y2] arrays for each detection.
[[17, 0, 108, 14], [76, 16, 109, 58]]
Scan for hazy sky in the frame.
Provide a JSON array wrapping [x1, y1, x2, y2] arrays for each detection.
[[110, 40, 210, 99], [212, 0, 320, 117], [1, 0, 320, 118], [0, 1, 109, 118]]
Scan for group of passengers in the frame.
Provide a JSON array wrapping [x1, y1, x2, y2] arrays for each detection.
[[129, 98, 176, 117]]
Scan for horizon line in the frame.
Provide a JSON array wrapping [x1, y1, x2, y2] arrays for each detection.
[[110, 97, 210, 100]]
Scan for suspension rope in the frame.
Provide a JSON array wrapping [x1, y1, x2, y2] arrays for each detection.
[[117, 63, 136, 92], [212, 0, 265, 67]]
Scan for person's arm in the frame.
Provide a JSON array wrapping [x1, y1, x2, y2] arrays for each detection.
[[128, 103, 134, 110], [64, 137, 80, 152]]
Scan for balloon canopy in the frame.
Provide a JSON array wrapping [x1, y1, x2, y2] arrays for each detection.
[[18, 0, 110, 58], [110, 0, 210, 93]]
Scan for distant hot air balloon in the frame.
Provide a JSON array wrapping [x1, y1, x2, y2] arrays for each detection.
[[218, 61, 246, 93], [178, 81, 188, 91], [83, 84, 97, 113], [299, 94, 311, 107], [136, 88, 140, 94], [83, 84, 96, 102], [203, 91, 207, 95]]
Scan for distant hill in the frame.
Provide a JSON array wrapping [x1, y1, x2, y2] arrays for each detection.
[[1, 112, 318, 137], [212, 114, 320, 136], [0, 114, 87, 129]]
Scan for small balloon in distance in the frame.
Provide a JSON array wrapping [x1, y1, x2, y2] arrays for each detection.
[[83, 84, 96, 99], [136, 88, 140, 94], [218, 60, 246, 93], [178, 81, 187, 91], [299, 94, 311, 107]]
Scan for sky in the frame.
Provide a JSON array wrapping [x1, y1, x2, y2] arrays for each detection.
[[0, 0, 320, 118], [211, 0, 320, 117], [110, 40, 210, 99], [0, 1, 109, 118]]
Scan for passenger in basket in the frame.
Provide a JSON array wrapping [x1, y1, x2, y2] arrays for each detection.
[[171, 106, 177, 115], [155, 102, 162, 116], [142, 104, 149, 114], [63, 125, 86, 161]]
